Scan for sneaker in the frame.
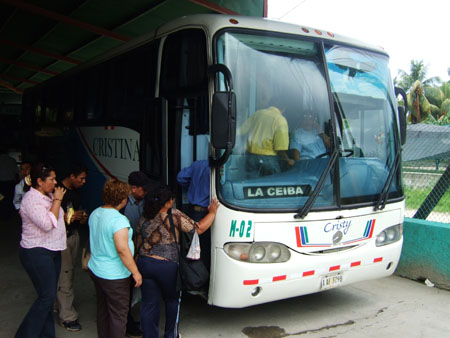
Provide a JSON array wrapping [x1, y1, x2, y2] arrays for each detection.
[[126, 333, 142, 338], [60, 320, 82, 332], [187, 289, 208, 300]]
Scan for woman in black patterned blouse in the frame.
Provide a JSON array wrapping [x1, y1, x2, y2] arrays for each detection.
[[135, 185, 219, 338]]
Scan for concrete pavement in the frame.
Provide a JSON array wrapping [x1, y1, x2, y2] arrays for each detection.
[[2, 214, 450, 338]]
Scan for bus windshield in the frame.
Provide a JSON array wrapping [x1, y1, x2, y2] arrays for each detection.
[[215, 31, 401, 210]]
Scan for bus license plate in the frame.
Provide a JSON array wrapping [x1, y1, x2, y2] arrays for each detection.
[[321, 274, 343, 290]]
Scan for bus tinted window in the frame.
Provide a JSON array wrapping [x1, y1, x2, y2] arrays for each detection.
[[216, 31, 401, 211], [160, 29, 207, 97], [110, 42, 158, 127], [325, 44, 402, 203]]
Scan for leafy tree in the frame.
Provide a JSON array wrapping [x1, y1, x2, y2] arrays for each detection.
[[407, 80, 430, 123], [397, 60, 441, 91], [397, 60, 444, 124], [422, 82, 450, 125]]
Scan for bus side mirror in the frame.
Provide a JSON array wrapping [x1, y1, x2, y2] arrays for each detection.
[[208, 64, 236, 167], [395, 87, 407, 145], [211, 91, 236, 149], [398, 105, 407, 145]]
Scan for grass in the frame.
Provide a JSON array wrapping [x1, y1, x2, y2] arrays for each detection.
[[404, 186, 450, 213]]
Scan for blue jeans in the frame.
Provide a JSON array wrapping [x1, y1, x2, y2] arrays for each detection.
[[137, 256, 181, 338], [15, 247, 61, 338], [245, 153, 281, 177]]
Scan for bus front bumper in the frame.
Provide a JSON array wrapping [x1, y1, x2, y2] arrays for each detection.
[[208, 239, 402, 308]]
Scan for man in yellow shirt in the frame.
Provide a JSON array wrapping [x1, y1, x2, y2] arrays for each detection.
[[239, 105, 294, 176]]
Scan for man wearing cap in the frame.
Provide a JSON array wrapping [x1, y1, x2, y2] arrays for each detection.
[[125, 171, 154, 233], [123, 171, 151, 338]]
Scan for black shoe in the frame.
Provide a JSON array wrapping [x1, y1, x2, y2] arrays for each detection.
[[126, 322, 142, 338], [60, 320, 82, 332], [126, 330, 142, 338]]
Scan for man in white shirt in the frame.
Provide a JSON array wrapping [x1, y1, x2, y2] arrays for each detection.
[[13, 162, 32, 211], [290, 113, 330, 160]]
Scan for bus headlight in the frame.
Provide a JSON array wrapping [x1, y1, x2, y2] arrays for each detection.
[[224, 242, 291, 263], [375, 224, 402, 246]]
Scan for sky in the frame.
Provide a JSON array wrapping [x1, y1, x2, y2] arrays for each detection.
[[267, 0, 449, 83]]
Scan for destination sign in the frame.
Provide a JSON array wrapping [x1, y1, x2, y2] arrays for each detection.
[[244, 185, 311, 199]]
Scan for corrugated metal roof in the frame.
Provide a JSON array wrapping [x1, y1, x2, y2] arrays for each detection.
[[403, 124, 450, 161], [0, 0, 265, 101]]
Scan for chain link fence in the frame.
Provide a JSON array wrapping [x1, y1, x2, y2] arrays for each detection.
[[402, 124, 450, 223]]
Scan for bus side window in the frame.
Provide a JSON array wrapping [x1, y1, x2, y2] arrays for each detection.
[[110, 43, 158, 129], [160, 29, 208, 97]]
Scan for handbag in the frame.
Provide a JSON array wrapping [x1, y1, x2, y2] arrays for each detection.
[[168, 208, 209, 291]]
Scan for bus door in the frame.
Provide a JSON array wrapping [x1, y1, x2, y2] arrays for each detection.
[[158, 28, 209, 211]]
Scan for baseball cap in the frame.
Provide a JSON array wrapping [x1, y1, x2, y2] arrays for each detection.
[[128, 171, 160, 194], [128, 171, 151, 188]]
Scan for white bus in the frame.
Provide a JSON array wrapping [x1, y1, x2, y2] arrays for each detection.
[[22, 14, 407, 308]]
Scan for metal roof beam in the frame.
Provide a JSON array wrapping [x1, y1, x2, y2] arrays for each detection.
[[0, 0, 131, 42], [27, 0, 169, 84], [0, 73, 40, 85], [0, 57, 58, 76], [0, 38, 81, 65], [0, 79, 23, 94]]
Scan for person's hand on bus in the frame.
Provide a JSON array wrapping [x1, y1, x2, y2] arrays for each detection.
[[197, 198, 220, 235], [208, 198, 220, 215]]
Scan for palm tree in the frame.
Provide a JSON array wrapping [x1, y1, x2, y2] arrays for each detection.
[[413, 81, 450, 125], [397, 60, 441, 123], [397, 60, 441, 90]]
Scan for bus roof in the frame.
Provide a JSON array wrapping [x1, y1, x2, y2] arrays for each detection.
[[155, 14, 389, 56], [24, 14, 388, 94]]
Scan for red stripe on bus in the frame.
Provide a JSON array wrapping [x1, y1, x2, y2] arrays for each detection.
[[303, 270, 315, 277], [295, 226, 302, 247], [369, 219, 376, 238], [78, 128, 117, 179], [273, 275, 286, 282], [351, 261, 361, 267], [374, 257, 383, 263], [243, 279, 259, 285], [329, 265, 340, 272]]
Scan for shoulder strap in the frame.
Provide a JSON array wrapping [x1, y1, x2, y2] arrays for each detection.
[[167, 208, 180, 253], [141, 220, 150, 238]]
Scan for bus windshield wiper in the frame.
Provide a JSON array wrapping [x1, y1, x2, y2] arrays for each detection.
[[374, 151, 401, 211], [295, 148, 339, 219]]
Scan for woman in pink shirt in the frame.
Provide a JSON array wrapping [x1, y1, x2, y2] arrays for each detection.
[[15, 163, 67, 338]]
